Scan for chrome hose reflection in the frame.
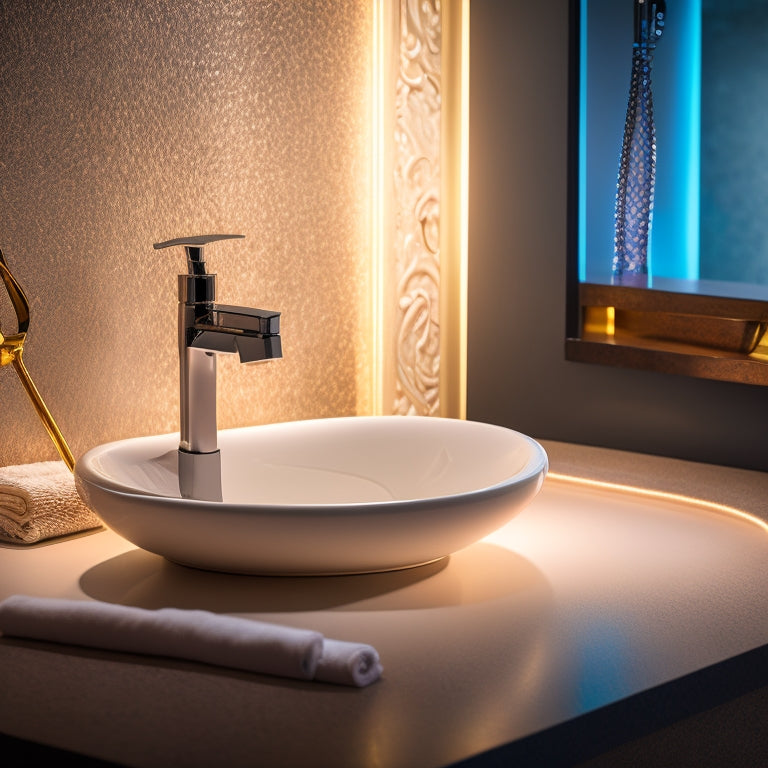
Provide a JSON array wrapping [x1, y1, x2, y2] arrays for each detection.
[[613, 0, 666, 286]]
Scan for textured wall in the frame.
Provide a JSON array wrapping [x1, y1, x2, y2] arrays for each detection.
[[0, 0, 372, 466]]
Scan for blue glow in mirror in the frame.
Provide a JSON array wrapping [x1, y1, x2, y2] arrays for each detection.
[[579, 0, 701, 287]]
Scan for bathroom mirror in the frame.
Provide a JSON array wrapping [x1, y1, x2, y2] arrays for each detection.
[[566, 0, 768, 385]]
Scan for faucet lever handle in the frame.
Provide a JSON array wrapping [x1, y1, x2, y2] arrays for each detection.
[[153, 234, 245, 276]]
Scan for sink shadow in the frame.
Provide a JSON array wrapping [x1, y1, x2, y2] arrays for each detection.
[[79, 543, 548, 613]]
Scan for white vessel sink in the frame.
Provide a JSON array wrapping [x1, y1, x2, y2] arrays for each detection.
[[75, 416, 548, 575]]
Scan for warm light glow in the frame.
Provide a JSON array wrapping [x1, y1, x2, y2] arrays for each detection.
[[750, 327, 768, 362], [583, 306, 615, 337], [371, 0, 386, 415], [460, 0, 469, 417], [547, 471, 768, 535], [439, 0, 469, 419]]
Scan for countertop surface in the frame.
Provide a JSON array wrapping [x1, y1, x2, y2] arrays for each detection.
[[1, 439, 767, 767]]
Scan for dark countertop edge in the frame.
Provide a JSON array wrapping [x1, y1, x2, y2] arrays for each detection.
[[449, 642, 768, 768]]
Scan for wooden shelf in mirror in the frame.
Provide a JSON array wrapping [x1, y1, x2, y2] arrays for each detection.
[[566, 284, 768, 386]]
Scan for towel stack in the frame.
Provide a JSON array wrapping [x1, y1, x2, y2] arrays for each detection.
[[0, 461, 102, 544], [0, 595, 383, 687]]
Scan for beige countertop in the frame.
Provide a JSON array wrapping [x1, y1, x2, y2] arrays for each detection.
[[1, 440, 767, 767]]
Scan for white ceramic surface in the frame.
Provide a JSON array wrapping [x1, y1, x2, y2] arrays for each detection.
[[74, 416, 548, 575]]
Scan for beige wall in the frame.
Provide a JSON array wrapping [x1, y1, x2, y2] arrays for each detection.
[[0, 1, 373, 466]]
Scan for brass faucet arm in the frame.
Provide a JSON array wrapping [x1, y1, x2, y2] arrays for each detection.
[[0, 249, 75, 471]]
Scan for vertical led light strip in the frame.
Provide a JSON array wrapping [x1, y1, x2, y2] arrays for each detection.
[[439, 0, 469, 419], [372, 0, 468, 418], [371, 0, 386, 415], [371, 0, 398, 417], [684, 0, 702, 281]]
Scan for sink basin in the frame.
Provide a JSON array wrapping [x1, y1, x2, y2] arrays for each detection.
[[75, 416, 548, 575]]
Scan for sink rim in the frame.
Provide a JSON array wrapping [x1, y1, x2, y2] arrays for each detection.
[[75, 415, 549, 511]]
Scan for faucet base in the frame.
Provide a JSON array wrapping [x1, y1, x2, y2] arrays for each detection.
[[178, 448, 222, 502]]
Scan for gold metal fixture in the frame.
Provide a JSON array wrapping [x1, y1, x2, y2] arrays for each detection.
[[0, 249, 75, 471]]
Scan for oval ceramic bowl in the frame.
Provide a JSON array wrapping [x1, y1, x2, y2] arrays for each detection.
[[75, 416, 548, 575]]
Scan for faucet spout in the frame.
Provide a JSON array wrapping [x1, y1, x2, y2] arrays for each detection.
[[153, 234, 282, 501], [189, 304, 282, 362]]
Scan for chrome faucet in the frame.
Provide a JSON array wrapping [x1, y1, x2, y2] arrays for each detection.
[[153, 234, 282, 501]]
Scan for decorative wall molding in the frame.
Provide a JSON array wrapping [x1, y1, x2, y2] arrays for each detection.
[[377, 0, 466, 418], [393, 0, 443, 415]]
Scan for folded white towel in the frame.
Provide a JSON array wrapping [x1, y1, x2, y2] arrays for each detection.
[[0, 461, 102, 544], [0, 595, 382, 687]]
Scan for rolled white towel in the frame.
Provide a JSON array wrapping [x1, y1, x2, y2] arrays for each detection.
[[0, 595, 382, 687], [0, 461, 102, 544], [315, 638, 383, 688]]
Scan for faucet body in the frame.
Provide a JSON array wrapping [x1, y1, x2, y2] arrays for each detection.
[[154, 235, 282, 500]]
